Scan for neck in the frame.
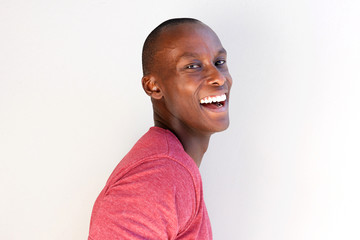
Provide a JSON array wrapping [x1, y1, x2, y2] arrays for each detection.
[[154, 120, 211, 167]]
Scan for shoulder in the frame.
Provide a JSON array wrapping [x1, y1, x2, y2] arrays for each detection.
[[89, 128, 206, 239], [107, 157, 197, 204], [91, 158, 198, 239], [108, 127, 201, 189]]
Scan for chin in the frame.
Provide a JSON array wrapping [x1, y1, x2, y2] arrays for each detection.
[[216, 123, 230, 132], [206, 120, 230, 134]]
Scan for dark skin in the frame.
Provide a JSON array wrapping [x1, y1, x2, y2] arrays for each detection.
[[142, 22, 232, 167]]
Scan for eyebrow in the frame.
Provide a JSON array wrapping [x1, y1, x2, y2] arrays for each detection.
[[177, 48, 227, 60]]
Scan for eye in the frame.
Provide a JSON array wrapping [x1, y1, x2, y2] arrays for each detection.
[[186, 64, 201, 69], [215, 60, 226, 66]]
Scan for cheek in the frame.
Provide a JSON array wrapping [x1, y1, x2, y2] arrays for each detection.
[[225, 73, 233, 88], [228, 77, 233, 89], [161, 75, 202, 110]]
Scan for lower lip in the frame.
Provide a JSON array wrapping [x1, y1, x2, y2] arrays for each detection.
[[200, 101, 228, 113]]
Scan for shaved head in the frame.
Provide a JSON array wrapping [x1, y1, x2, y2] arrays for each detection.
[[142, 18, 202, 76]]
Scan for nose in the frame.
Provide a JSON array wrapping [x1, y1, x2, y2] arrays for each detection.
[[206, 65, 226, 87]]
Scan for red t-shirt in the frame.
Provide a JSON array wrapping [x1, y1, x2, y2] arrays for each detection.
[[88, 127, 212, 240]]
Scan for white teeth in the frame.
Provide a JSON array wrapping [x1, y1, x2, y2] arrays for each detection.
[[200, 94, 226, 104]]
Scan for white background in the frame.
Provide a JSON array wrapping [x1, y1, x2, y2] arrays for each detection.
[[1, 0, 359, 239]]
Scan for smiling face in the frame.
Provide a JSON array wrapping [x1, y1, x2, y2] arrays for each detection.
[[143, 22, 232, 136]]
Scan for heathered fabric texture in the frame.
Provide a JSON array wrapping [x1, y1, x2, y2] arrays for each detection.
[[88, 127, 212, 240]]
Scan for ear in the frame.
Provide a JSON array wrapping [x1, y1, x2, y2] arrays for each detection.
[[141, 75, 163, 100]]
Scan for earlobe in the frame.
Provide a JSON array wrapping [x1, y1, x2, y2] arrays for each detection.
[[141, 75, 163, 100]]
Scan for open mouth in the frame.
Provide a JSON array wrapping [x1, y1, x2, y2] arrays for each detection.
[[200, 94, 226, 109]]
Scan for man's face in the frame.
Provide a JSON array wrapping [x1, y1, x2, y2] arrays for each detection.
[[153, 23, 232, 134]]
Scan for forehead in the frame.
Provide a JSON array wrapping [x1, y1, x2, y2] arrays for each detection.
[[155, 23, 225, 60]]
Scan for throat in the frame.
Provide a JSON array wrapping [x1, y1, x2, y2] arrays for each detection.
[[181, 134, 210, 167]]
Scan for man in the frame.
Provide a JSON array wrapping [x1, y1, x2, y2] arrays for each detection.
[[88, 18, 232, 240]]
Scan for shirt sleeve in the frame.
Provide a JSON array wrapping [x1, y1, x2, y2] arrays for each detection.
[[88, 158, 197, 240]]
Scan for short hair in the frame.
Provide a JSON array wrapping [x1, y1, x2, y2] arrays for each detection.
[[142, 18, 202, 76]]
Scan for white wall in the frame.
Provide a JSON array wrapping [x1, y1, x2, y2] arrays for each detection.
[[1, 0, 359, 239]]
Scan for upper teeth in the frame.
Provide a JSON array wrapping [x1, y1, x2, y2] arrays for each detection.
[[200, 94, 226, 104]]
